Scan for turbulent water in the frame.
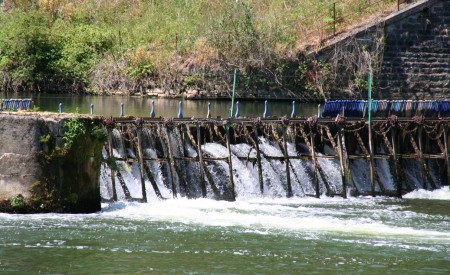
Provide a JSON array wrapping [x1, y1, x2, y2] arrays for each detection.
[[2, 113, 450, 273], [101, 125, 441, 202], [1, 189, 449, 274]]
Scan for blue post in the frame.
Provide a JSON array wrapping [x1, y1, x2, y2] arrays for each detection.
[[317, 104, 321, 118], [291, 101, 296, 118], [235, 101, 240, 118], [207, 102, 211, 118], [178, 101, 183, 118], [263, 100, 269, 118], [150, 100, 155, 118], [90, 103, 94, 115], [59, 103, 63, 113], [120, 103, 124, 117]]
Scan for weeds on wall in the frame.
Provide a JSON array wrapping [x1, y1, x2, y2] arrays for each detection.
[[32, 117, 107, 212], [63, 117, 86, 150], [313, 27, 386, 99]]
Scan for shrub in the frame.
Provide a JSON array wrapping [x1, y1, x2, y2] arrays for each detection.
[[10, 194, 25, 208], [63, 117, 86, 149], [90, 125, 108, 143], [0, 10, 55, 91], [0, 0, 399, 96], [50, 22, 113, 83]]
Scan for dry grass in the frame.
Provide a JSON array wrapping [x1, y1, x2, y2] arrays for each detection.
[[0, 0, 420, 95]]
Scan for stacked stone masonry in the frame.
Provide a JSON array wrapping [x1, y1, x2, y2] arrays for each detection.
[[380, 0, 450, 99]]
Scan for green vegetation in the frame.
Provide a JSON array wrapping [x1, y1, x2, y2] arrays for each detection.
[[30, 180, 59, 211], [39, 134, 51, 144], [10, 194, 25, 208], [33, 118, 106, 212], [0, 0, 398, 97], [63, 117, 86, 149]]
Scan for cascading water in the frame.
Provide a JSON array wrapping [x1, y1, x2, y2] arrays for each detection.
[[100, 125, 355, 202], [99, 116, 448, 203]]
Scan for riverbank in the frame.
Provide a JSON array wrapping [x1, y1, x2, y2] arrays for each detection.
[[1, 0, 414, 101]]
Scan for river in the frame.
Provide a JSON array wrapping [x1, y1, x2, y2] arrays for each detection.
[[0, 189, 449, 274], [2, 93, 319, 118], [1, 93, 449, 273]]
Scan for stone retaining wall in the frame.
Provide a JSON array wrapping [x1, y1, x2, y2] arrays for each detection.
[[379, 0, 450, 99]]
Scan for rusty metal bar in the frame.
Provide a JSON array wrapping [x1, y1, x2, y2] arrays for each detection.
[[106, 130, 118, 201], [225, 125, 236, 201], [196, 123, 207, 197], [103, 115, 450, 202], [136, 126, 148, 202]]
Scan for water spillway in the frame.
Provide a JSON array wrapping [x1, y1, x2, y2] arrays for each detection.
[[100, 115, 448, 202]]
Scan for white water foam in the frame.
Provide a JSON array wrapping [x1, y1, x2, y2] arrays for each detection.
[[100, 198, 450, 243], [404, 186, 450, 200]]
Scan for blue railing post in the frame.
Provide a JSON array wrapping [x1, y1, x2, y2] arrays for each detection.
[[291, 101, 296, 118], [150, 100, 156, 118], [229, 69, 237, 118], [263, 100, 269, 118], [90, 103, 94, 115], [59, 103, 63, 113], [235, 101, 240, 118], [178, 101, 183, 118], [207, 102, 211, 118]]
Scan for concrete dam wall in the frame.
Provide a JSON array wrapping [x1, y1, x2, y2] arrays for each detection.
[[0, 113, 104, 213], [1, 112, 449, 212]]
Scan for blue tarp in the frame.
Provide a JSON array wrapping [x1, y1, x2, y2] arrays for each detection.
[[321, 100, 450, 117], [1, 99, 32, 111]]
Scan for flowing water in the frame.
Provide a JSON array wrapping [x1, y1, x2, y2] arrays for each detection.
[[1, 93, 450, 273], [0, 190, 449, 274], [2, 134, 450, 274]]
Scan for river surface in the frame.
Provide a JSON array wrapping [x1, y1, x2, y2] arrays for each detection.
[[1, 93, 450, 273], [1, 188, 449, 274], [2, 93, 319, 118]]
